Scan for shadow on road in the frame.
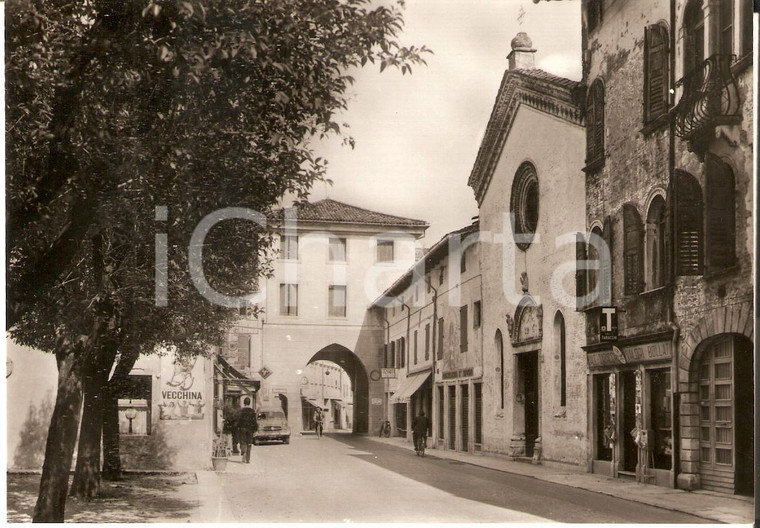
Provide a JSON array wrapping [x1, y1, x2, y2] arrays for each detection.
[[330, 434, 710, 524]]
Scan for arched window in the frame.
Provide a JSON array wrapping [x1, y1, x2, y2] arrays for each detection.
[[623, 204, 644, 295], [587, 226, 603, 304], [554, 312, 567, 407], [586, 79, 605, 169], [646, 195, 667, 290], [705, 155, 736, 271], [495, 330, 505, 409], [675, 170, 704, 276], [683, 0, 705, 76]]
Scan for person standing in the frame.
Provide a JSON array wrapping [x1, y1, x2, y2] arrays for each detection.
[[236, 397, 257, 463], [314, 408, 324, 439]]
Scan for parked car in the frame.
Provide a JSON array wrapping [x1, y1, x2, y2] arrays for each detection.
[[253, 409, 290, 445]]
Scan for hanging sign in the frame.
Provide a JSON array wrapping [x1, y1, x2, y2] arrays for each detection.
[[600, 307, 618, 341]]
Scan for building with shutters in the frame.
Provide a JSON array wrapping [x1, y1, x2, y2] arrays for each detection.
[[373, 221, 484, 453], [467, 33, 588, 466], [217, 199, 428, 436], [578, 0, 753, 494]]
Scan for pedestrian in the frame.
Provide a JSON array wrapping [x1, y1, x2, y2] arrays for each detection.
[[412, 410, 430, 454], [314, 408, 324, 439], [222, 404, 238, 455], [236, 397, 258, 463]]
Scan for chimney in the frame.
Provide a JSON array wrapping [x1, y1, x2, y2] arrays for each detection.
[[508, 32, 536, 70]]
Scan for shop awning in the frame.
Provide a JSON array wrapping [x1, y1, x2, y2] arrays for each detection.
[[301, 398, 321, 409], [391, 371, 430, 403], [215, 356, 261, 391]]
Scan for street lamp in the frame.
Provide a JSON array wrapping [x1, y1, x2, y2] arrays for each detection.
[[125, 407, 138, 434]]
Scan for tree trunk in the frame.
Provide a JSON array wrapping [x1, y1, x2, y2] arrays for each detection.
[[70, 338, 120, 499], [102, 348, 140, 481], [101, 384, 122, 481], [32, 346, 85, 523]]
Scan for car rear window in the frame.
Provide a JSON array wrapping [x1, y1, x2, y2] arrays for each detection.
[[257, 411, 285, 420]]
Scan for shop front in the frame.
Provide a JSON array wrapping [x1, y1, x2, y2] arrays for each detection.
[[587, 338, 674, 487], [390, 370, 431, 439], [436, 367, 482, 453]]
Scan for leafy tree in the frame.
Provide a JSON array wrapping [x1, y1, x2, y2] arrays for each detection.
[[13, 392, 56, 469], [7, 0, 429, 522]]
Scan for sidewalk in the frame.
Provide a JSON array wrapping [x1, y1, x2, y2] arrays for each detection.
[[365, 435, 754, 524]]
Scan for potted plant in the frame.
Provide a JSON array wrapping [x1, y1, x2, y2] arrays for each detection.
[[211, 436, 228, 471]]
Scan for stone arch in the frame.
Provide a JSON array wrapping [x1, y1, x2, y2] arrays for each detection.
[[677, 302, 753, 389], [307, 343, 370, 434]]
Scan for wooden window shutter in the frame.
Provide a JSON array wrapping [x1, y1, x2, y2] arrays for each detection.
[[644, 24, 669, 122], [237, 334, 251, 368], [601, 217, 613, 304], [586, 80, 605, 166], [705, 155, 736, 270], [675, 170, 704, 275], [586, 93, 596, 163], [623, 205, 644, 294], [576, 232, 587, 310]]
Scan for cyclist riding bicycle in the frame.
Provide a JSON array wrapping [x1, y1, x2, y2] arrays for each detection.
[[412, 410, 430, 455]]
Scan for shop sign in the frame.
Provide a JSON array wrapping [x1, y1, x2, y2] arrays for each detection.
[[371, 398, 382, 406], [159, 354, 205, 420], [381, 368, 396, 379], [600, 307, 618, 341], [442, 367, 474, 380], [587, 341, 672, 368]]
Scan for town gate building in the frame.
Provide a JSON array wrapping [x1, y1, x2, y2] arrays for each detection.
[[578, 0, 753, 494], [218, 199, 428, 437], [467, 34, 588, 466]]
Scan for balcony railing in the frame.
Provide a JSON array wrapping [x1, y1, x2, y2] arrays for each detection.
[[674, 55, 741, 141]]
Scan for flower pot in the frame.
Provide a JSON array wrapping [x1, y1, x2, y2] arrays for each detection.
[[211, 456, 228, 471]]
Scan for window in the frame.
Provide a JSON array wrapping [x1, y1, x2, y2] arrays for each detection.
[[644, 24, 669, 123], [282, 235, 299, 260], [496, 330, 505, 409], [377, 240, 394, 263], [384, 344, 389, 368], [329, 237, 347, 262], [118, 375, 152, 435], [705, 155, 736, 271], [649, 368, 673, 470], [675, 170, 704, 275], [437, 319, 444, 360], [555, 312, 567, 407], [741, 0, 752, 56], [236, 334, 251, 368], [623, 204, 644, 295], [425, 324, 431, 361], [473, 301, 482, 328], [328, 285, 347, 317], [576, 232, 588, 310], [390, 341, 396, 368], [460, 306, 468, 353], [414, 330, 418, 364], [426, 275, 432, 293], [439, 266, 446, 286], [646, 195, 667, 290], [461, 251, 466, 274], [586, 80, 605, 169], [399, 338, 405, 368], [719, 0, 733, 56], [510, 162, 540, 250], [587, 222, 611, 306], [683, 0, 705, 76], [279, 283, 298, 316], [588, 0, 602, 32]]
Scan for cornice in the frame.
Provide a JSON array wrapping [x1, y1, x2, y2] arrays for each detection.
[[468, 70, 586, 205]]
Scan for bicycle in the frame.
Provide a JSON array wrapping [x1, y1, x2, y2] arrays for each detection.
[[414, 434, 426, 457], [378, 420, 391, 438]]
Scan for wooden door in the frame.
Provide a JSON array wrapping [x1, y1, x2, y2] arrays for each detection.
[[698, 336, 735, 493]]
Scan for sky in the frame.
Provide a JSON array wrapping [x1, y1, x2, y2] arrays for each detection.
[[304, 0, 583, 245]]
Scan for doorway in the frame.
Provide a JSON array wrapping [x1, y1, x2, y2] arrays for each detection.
[[518, 352, 539, 457], [621, 370, 638, 473]]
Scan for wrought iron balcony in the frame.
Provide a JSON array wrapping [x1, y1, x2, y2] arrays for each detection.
[[674, 55, 741, 142]]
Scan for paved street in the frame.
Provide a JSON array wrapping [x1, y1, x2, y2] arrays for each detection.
[[215, 433, 709, 523]]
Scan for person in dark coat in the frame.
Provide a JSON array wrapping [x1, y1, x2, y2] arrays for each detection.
[[222, 404, 239, 454], [412, 410, 430, 453], [236, 397, 258, 463]]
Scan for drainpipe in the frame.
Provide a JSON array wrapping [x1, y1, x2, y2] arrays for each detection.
[[423, 273, 438, 446], [381, 311, 390, 433], [668, 0, 682, 485], [401, 299, 413, 442]]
